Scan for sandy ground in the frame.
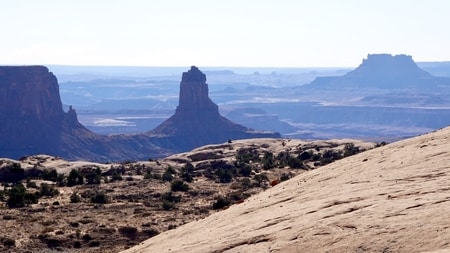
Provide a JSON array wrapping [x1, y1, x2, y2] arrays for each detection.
[[123, 127, 450, 253]]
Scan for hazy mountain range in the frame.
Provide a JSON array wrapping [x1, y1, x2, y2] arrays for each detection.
[[52, 54, 450, 141]]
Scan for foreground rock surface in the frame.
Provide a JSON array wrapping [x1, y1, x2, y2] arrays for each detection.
[[0, 138, 372, 252], [123, 126, 450, 253]]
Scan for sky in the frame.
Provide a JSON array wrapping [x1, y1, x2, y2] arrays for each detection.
[[1, 0, 450, 67]]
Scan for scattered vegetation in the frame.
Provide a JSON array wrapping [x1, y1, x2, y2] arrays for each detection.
[[6, 183, 39, 208], [0, 140, 372, 252]]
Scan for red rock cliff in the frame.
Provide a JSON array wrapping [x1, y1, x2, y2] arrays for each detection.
[[0, 66, 64, 121]]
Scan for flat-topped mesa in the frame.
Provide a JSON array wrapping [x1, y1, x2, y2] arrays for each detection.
[[0, 66, 65, 121], [346, 54, 431, 79], [177, 66, 219, 115], [307, 53, 447, 89]]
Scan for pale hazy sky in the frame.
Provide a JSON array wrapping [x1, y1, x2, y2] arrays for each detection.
[[2, 0, 450, 67]]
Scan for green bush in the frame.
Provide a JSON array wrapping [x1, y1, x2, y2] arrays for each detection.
[[171, 180, 189, 192], [7, 163, 25, 182], [42, 169, 58, 182], [280, 173, 291, 181], [26, 180, 38, 189], [287, 157, 303, 169], [70, 192, 81, 203], [1, 237, 16, 247], [181, 163, 194, 182], [118, 226, 138, 235], [85, 170, 101, 185], [237, 164, 252, 177], [320, 149, 342, 164], [161, 192, 180, 210], [166, 166, 177, 174], [67, 169, 84, 186], [240, 178, 252, 189], [6, 183, 39, 208], [161, 192, 181, 203], [343, 143, 360, 157], [82, 234, 92, 242], [111, 171, 123, 182], [236, 148, 259, 164], [162, 167, 176, 182], [298, 151, 312, 161], [39, 183, 59, 197], [142, 228, 159, 237], [262, 152, 275, 169], [217, 168, 233, 183], [88, 240, 100, 247], [73, 241, 82, 248], [253, 174, 269, 187], [143, 172, 152, 179], [212, 196, 231, 209], [162, 200, 176, 210], [276, 151, 290, 167], [90, 191, 109, 204]]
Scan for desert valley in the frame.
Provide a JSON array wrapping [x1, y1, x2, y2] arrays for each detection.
[[1, 55, 450, 253], [3, 1, 450, 252]]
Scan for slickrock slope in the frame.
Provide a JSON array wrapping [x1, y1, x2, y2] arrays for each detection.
[[149, 66, 280, 152], [0, 138, 373, 253], [124, 126, 450, 253]]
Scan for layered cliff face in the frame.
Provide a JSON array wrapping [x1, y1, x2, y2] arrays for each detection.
[[0, 66, 69, 158], [150, 66, 280, 152], [0, 66, 64, 121], [0, 66, 169, 162]]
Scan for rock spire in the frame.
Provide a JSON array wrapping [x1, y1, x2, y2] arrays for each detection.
[[150, 66, 280, 152]]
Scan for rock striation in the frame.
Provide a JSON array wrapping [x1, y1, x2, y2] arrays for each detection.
[[149, 66, 280, 152], [0, 66, 169, 162], [308, 54, 450, 89]]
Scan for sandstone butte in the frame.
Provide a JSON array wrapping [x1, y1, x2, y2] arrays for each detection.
[[0, 65, 278, 162], [148, 66, 280, 152], [123, 126, 450, 253]]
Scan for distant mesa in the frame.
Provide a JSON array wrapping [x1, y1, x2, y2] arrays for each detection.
[[308, 54, 450, 89], [149, 66, 281, 152]]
